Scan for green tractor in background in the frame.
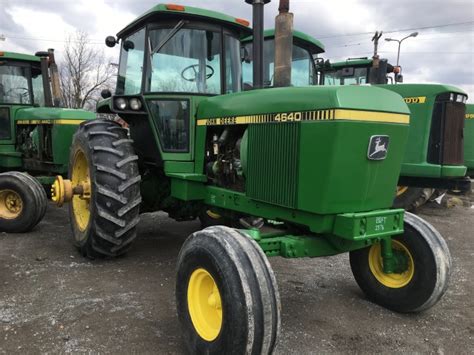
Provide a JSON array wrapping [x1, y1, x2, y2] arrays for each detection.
[[51, 2, 452, 352], [465, 103, 474, 177], [321, 57, 469, 210], [242, 31, 469, 211], [0, 49, 95, 232]]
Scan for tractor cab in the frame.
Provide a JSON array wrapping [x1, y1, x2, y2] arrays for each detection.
[[0, 52, 47, 143], [321, 57, 396, 86], [0, 50, 94, 175], [242, 29, 325, 88], [98, 4, 251, 166]]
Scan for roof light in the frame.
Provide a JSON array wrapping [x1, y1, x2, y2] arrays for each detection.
[[456, 94, 464, 103], [235, 18, 250, 27], [166, 4, 185, 11]]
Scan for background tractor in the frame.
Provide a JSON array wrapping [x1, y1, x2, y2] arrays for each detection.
[[243, 31, 469, 211], [320, 56, 469, 211], [0, 49, 95, 232], [52, 2, 452, 353]]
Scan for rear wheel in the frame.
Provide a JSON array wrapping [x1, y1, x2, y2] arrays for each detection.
[[0, 172, 47, 232], [176, 226, 280, 354], [349, 212, 451, 312], [68, 119, 141, 258], [393, 186, 434, 211]]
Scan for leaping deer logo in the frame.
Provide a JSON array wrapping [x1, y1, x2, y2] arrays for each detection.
[[369, 137, 388, 158]]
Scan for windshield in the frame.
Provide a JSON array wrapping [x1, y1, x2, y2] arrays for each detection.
[[243, 40, 316, 87], [117, 28, 146, 95], [0, 64, 32, 104], [324, 67, 369, 86], [117, 26, 242, 95]]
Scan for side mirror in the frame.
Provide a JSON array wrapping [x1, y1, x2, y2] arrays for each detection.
[[101, 89, 112, 99], [105, 36, 117, 48], [396, 73, 403, 83], [123, 40, 135, 52]]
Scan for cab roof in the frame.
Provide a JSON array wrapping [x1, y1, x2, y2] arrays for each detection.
[[330, 58, 374, 69], [242, 29, 325, 55], [0, 51, 40, 63], [117, 4, 252, 38]]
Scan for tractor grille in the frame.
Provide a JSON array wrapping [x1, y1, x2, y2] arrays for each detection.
[[0, 108, 11, 140], [246, 123, 299, 208], [427, 94, 465, 165]]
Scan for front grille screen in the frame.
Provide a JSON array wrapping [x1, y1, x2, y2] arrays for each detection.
[[427, 96, 465, 165]]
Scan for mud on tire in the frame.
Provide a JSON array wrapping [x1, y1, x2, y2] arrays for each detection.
[[69, 119, 141, 258]]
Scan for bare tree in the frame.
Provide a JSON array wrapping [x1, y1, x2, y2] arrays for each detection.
[[60, 31, 115, 111]]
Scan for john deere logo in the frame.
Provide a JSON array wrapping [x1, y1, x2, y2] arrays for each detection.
[[367, 135, 389, 160]]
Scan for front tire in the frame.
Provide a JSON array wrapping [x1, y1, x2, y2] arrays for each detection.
[[176, 226, 280, 354], [393, 186, 434, 211], [349, 212, 451, 313], [68, 120, 141, 258]]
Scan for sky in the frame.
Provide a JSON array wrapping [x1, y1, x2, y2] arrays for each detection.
[[1, 0, 473, 98]]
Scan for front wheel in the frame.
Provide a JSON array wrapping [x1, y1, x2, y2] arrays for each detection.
[[393, 186, 434, 211], [176, 226, 280, 354], [349, 212, 451, 313]]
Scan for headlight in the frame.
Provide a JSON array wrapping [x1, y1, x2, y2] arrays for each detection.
[[129, 98, 142, 111], [115, 97, 127, 110]]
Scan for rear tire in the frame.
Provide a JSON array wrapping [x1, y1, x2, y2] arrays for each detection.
[[0, 172, 47, 232], [349, 212, 451, 312], [68, 119, 141, 258], [393, 187, 434, 211], [176, 226, 280, 354]]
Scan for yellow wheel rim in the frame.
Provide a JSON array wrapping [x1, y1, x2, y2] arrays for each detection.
[[0, 190, 23, 219], [187, 268, 223, 341], [71, 149, 91, 232], [368, 240, 415, 288], [396, 186, 409, 197], [206, 210, 221, 220]]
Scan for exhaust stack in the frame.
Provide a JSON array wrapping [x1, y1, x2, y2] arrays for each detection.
[[274, 0, 293, 87], [47, 48, 62, 107], [245, 0, 271, 89]]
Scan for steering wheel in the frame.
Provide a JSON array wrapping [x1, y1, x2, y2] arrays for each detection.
[[4, 87, 29, 96], [181, 64, 215, 82]]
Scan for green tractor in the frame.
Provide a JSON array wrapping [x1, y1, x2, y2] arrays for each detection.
[[52, 2, 452, 352], [465, 103, 474, 177], [0, 49, 95, 232], [242, 30, 469, 211], [321, 57, 469, 210]]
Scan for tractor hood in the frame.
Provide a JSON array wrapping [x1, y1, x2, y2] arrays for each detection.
[[197, 85, 410, 119], [379, 83, 467, 99], [196, 86, 411, 215], [14, 107, 95, 123]]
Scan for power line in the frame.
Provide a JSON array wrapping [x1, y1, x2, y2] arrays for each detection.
[[318, 20, 474, 39]]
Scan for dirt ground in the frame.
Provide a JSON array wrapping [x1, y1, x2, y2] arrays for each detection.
[[1, 201, 473, 354]]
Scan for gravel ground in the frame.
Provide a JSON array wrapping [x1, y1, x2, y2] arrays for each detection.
[[0, 202, 473, 354]]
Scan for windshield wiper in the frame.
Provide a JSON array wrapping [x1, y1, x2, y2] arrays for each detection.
[[150, 20, 188, 57]]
